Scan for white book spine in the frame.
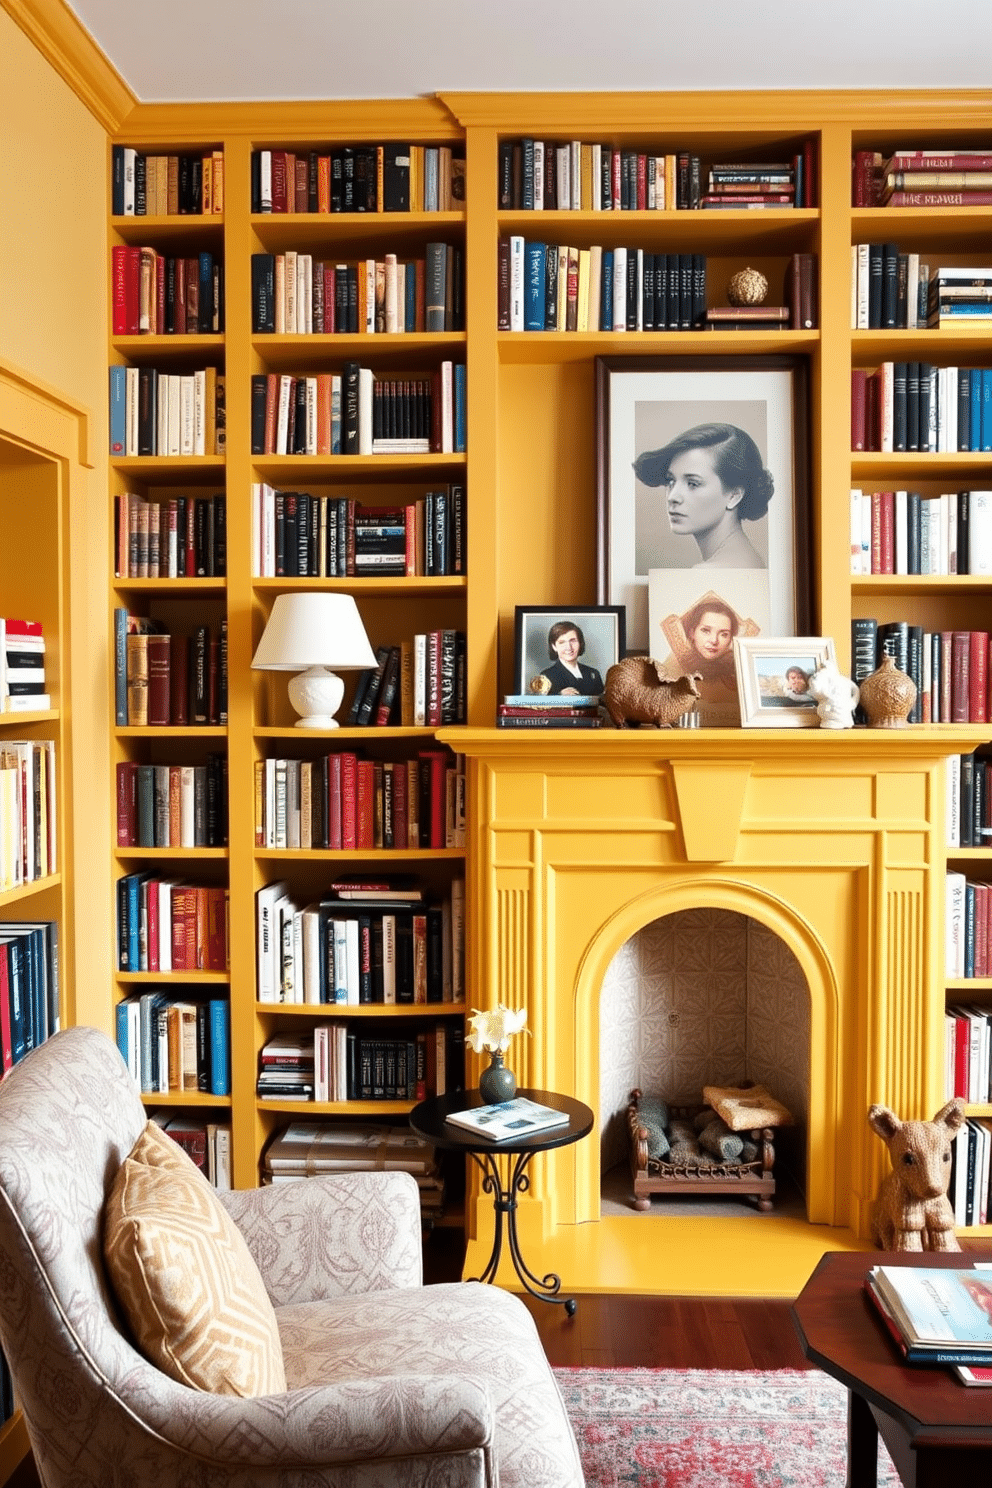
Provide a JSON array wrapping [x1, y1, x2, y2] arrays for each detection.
[[509, 235, 525, 332]]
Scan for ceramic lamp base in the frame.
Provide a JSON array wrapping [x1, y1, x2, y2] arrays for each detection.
[[287, 665, 345, 728]]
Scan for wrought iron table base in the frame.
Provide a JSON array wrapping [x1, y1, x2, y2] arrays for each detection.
[[468, 1149, 577, 1314]]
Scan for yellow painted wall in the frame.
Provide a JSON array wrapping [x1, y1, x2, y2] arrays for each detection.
[[0, 4, 112, 1030]]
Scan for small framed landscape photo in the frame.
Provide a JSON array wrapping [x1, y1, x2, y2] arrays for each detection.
[[513, 606, 625, 698], [733, 636, 836, 727]]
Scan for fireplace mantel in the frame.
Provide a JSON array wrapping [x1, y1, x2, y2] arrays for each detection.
[[440, 725, 988, 1261]]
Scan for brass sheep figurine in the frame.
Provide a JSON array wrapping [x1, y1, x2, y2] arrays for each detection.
[[603, 658, 701, 729], [867, 1098, 965, 1251]]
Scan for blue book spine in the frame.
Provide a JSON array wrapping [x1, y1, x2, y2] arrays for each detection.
[[404, 261, 416, 332], [971, 369, 983, 454], [126, 874, 141, 972], [198, 252, 213, 333], [454, 364, 467, 453], [601, 250, 614, 330], [983, 369, 992, 452], [524, 242, 547, 330], [5, 940, 26, 1065], [209, 998, 230, 1095], [112, 145, 125, 216], [114, 607, 128, 726], [115, 997, 130, 1067], [109, 365, 127, 455]]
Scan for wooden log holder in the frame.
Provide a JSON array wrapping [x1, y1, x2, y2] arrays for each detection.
[[626, 1088, 776, 1213]]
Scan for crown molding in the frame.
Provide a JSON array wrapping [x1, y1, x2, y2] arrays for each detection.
[[2, 0, 135, 132]]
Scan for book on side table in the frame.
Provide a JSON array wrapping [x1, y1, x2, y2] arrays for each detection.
[[445, 1096, 569, 1142], [865, 1262, 992, 1367]]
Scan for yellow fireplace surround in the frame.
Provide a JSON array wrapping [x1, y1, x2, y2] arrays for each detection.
[[441, 725, 988, 1293]]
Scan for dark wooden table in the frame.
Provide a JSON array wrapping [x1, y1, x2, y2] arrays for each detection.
[[792, 1250, 992, 1488], [410, 1088, 593, 1313]]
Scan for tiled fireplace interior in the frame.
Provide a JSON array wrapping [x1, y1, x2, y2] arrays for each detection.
[[599, 910, 811, 1196]]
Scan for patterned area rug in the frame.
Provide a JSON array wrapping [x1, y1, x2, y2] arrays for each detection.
[[553, 1367, 901, 1488]]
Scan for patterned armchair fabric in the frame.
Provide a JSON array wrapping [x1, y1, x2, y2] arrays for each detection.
[[0, 1026, 584, 1488]]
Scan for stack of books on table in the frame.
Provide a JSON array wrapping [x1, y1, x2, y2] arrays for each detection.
[[865, 1262, 992, 1382], [496, 694, 603, 730], [262, 1119, 444, 1223], [445, 1096, 569, 1142]]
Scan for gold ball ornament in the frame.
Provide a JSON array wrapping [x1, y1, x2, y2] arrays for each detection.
[[727, 268, 769, 306]]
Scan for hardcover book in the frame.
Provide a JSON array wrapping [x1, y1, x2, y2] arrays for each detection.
[[444, 1096, 569, 1142], [867, 1263, 992, 1361]]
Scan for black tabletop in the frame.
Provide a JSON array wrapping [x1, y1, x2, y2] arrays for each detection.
[[410, 1088, 594, 1155]]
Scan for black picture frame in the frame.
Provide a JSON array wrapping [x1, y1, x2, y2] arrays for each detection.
[[512, 605, 625, 698], [595, 355, 812, 656]]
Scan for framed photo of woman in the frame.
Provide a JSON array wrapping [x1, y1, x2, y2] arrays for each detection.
[[513, 606, 625, 698], [595, 355, 811, 656]]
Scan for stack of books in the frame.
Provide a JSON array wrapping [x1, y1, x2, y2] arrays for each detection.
[[496, 693, 603, 730], [263, 1120, 445, 1223], [926, 266, 992, 329], [0, 619, 47, 711], [866, 1262, 992, 1381], [878, 149, 992, 208]]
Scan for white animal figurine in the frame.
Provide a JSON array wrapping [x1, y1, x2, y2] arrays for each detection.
[[808, 660, 859, 730]]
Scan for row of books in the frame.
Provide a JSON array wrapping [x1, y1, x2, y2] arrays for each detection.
[[116, 755, 228, 850], [115, 991, 230, 1096], [262, 1120, 446, 1221], [947, 753, 992, 852], [115, 874, 229, 974], [499, 141, 815, 210], [0, 740, 56, 889], [255, 880, 464, 1006], [109, 364, 226, 458], [113, 613, 228, 728], [850, 244, 932, 329], [348, 634, 466, 729], [250, 245, 463, 334], [248, 362, 466, 457], [258, 1020, 463, 1101], [115, 492, 226, 579], [112, 147, 224, 217], [853, 147, 992, 208], [501, 242, 815, 333], [950, 1122, 992, 1236], [251, 487, 465, 580], [849, 488, 992, 577], [111, 246, 224, 336], [851, 364, 992, 453], [947, 874, 992, 981], [254, 749, 465, 853], [851, 620, 992, 727], [946, 1000, 992, 1100], [0, 617, 48, 711], [0, 920, 60, 1073], [152, 1114, 232, 1190], [251, 145, 464, 215]]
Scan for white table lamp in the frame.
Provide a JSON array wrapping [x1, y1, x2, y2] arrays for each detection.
[[251, 592, 377, 728]]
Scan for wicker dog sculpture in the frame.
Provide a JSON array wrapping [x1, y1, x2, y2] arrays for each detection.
[[867, 1098, 966, 1251]]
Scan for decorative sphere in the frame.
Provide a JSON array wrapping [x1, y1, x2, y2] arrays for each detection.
[[727, 267, 769, 306]]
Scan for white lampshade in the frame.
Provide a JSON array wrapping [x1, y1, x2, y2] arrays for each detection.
[[251, 592, 377, 729]]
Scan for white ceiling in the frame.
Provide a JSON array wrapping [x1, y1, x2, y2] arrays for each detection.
[[64, 0, 992, 104]]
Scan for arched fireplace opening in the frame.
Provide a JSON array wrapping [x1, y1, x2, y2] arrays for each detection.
[[598, 907, 810, 1215]]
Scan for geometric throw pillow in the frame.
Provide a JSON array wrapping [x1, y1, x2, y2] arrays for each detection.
[[103, 1121, 287, 1397]]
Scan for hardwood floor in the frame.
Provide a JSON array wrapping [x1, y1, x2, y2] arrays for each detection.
[[424, 1229, 810, 1369]]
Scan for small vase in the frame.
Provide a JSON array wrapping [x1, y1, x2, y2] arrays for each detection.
[[478, 1051, 517, 1104], [858, 652, 917, 729]]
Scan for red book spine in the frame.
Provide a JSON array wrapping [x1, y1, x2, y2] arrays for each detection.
[[355, 759, 375, 850], [339, 752, 357, 850], [156, 254, 166, 333], [878, 491, 894, 574], [954, 1012, 970, 1098], [886, 190, 992, 206], [969, 631, 989, 723], [851, 369, 867, 450], [636, 153, 647, 209], [951, 632, 972, 723], [206, 886, 228, 971], [170, 885, 187, 971], [185, 500, 196, 576], [975, 884, 989, 979], [0, 944, 12, 1072], [146, 877, 159, 972], [116, 761, 137, 846], [146, 634, 172, 726], [193, 886, 207, 970], [940, 632, 954, 724], [112, 245, 129, 334], [427, 630, 442, 726]]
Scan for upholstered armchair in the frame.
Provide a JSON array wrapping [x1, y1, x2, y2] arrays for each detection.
[[0, 1025, 584, 1487]]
